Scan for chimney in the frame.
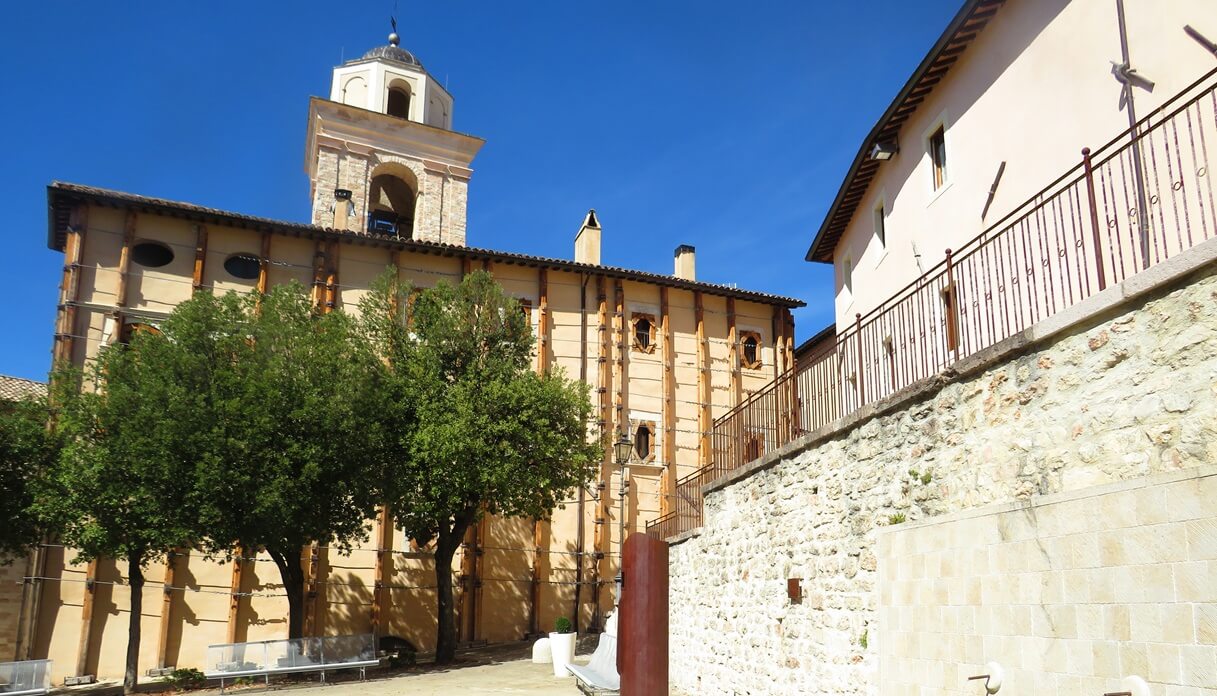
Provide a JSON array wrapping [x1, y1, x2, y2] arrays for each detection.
[[575, 209, 601, 265], [674, 244, 696, 280]]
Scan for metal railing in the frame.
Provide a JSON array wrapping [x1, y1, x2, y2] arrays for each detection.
[[0, 660, 51, 696], [648, 67, 1217, 541]]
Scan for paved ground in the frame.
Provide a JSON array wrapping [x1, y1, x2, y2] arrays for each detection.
[[206, 643, 588, 696]]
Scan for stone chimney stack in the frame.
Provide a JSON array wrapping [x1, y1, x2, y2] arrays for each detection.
[[674, 244, 696, 280], [575, 209, 601, 265]]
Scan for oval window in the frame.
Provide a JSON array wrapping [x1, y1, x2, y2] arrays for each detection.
[[223, 254, 261, 280], [131, 242, 174, 268]]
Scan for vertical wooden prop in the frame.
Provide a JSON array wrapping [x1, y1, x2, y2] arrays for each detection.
[[74, 559, 99, 677], [529, 268, 550, 634], [256, 232, 272, 295], [324, 240, 340, 312], [53, 204, 88, 365], [303, 543, 323, 637], [695, 292, 711, 468], [772, 308, 787, 441], [114, 210, 137, 310], [591, 274, 611, 630], [659, 288, 675, 515], [192, 225, 209, 293], [156, 550, 179, 669], [613, 279, 626, 518], [727, 298, 741, 406], [371, 506, 393, 638], [226, 549, 244, 644], [310, 241, 326, 310]]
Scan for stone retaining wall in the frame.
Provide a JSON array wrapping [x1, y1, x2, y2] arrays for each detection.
[[669, 246, 1217, 694]]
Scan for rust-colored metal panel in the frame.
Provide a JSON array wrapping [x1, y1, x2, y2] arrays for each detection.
[[619, 533, 667, 696]]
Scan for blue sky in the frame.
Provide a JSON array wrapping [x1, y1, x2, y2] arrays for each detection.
[[0, 0, 961, 381]]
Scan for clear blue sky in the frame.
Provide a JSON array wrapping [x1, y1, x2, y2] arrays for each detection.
[[1, 0, 962, 382]]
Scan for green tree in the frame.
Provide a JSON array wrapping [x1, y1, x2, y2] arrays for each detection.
[[0, 396, 58, 562], [186, 284, 386, 641], [361, 271, 600, 664], [46, 326, 208, 693]]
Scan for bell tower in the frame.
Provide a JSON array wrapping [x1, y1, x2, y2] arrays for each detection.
[[305, 29, 484, 245]]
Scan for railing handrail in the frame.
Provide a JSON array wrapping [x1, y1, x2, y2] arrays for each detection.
[[651, 65, 1217, 542]]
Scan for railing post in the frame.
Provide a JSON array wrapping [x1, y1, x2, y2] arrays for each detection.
[[1081, 147, 1108, 291], [944, 248, 960, 354], [854, 312, 864, 406]]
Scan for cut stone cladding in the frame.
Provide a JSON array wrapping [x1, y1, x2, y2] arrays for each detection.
[[669, 238, 1217, 695]]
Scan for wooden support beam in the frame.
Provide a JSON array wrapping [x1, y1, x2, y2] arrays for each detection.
[[695, 292, 711, 467], [54, 204, 88, 365], [473, 516, 487, 641], [660, 287, 675, 515], [74, 559, 98, 677], [592, 274, 610, 625], [456, 525, 475, 642], [156, 550, 179, 669], [256, 232, 272, 295], [371, 506, 393, 638], [536, 269, 549, 374], [225, 549, 244, 644], [192, 224, 209, 293], [115, 210, 137, 309], [310, 242, 326, 310], [612, 279, 626, 529], [727, 298, 741, 407], [303, 543, 323, 637], [324, 241, 339, 312], [529, 519, 545, 636]]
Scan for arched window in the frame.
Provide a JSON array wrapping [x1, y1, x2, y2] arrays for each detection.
[[740, 331, 762, 370], [387, 86, 411, 119], [368, 166, 418, 238], [119, 321, 162, 345]]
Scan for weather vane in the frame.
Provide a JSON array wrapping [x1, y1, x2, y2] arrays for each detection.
[[389, 1, 400, 46]]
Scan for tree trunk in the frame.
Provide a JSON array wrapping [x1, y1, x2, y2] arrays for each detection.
[[433, 509, 475, 665], [124, 557, 144, 695], [268, 546, 307, 640]]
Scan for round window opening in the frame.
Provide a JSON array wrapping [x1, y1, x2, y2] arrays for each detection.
[[224, 254, 261, 280], [131, 242, 174, 268]]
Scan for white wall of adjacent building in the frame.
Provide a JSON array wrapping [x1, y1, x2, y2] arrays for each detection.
[[831, 0, 1217, 329]]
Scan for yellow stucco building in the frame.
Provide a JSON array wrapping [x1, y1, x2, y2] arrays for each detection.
[[2, 31, 803, 681]]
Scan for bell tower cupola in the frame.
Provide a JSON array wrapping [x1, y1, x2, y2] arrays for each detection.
[[305, 28, 484, 245]]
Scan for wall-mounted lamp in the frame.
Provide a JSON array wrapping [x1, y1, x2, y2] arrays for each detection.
[[869, 140, 899, 161]]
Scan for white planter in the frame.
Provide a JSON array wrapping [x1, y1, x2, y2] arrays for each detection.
[[549, 631, 577, 676]]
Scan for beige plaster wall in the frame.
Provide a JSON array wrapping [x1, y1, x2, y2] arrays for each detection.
[[15, 202, 790, 682]]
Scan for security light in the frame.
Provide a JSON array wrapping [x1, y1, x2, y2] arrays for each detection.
[[869, 140, 899, 161]]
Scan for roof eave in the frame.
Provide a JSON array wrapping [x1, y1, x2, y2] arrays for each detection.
[[805, 0, 1004, 264]]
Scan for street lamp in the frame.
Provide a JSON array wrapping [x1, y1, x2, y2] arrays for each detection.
[[612, 431, 633, 608]]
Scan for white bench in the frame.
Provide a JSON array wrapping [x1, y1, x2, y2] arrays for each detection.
[[204, 634, 376, 692], [0, 660, 51, 696], [568, 612, 619, 695]]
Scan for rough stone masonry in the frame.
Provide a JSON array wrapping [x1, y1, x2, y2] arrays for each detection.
[[669, 246, 1217, 694]]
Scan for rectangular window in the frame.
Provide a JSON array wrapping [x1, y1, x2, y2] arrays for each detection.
[[929, 125, 947, 190], [843, 257, 853, 293], [874, 204, 886, 249]]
